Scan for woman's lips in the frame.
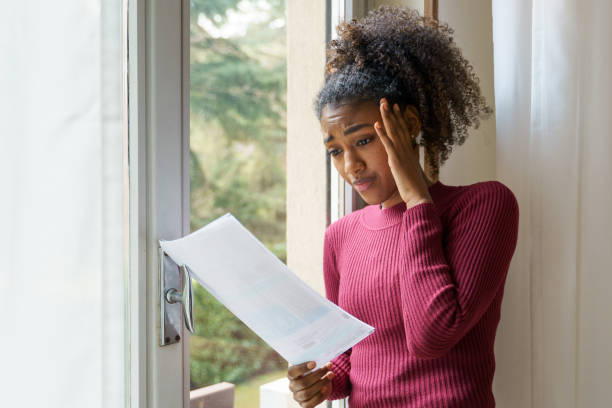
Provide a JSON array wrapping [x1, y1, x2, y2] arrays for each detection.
[[353, 177, 375, 192]]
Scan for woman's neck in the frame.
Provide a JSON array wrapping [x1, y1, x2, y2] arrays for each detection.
[[379, 176, 436, 209]]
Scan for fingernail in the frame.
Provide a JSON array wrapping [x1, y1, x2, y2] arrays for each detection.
[[307, 362, 315, 369], [374, 121, 381, 129]]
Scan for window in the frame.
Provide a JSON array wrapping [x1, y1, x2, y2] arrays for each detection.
[[189, 1, 288, 406]]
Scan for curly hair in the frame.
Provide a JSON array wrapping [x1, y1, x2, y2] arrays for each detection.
[[315, 6, 493, 168]]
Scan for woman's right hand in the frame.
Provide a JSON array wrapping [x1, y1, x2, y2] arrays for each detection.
[[287, 361, 335, 408]]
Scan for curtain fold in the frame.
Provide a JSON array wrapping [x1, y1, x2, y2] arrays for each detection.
[[0, 1, 125, 407], [493, 1, 612, 407]]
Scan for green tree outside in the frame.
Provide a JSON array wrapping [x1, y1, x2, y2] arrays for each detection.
[[189, 0, 289, 399]]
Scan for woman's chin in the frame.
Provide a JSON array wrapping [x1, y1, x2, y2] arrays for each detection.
[[355, 188, 402, 208], [352, 184, 399, 206], [355, 191, 382, 206]]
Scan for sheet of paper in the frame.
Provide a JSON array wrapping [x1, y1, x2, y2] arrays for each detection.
[[159, 213, 374, 370]]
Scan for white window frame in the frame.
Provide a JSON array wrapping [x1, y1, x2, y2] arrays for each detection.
[[328, 0, 373, 224], [125, 0, 190, 407], [328, 3, 372, 407], [124, 0, 377, 406]]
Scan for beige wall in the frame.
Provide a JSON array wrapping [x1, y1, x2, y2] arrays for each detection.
[[286, 0, 328, 295], [437, 1, 497, 185], [374, 0, 423, 12]]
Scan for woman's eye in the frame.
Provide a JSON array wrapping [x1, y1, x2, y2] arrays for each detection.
[[356, 137, 373, 146], [327, 138, 372, 157]]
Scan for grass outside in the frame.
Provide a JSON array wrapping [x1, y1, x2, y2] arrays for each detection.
[[234, 369, 288, 408]]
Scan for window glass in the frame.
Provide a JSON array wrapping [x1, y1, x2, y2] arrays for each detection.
[[189, 1, 287, 406]]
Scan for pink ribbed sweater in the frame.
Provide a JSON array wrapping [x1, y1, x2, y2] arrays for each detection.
[[323, 180, 519, 407]]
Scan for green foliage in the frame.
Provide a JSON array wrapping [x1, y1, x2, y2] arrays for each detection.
[[190, 0, 243, 24], [190, 283, 287, 388], [189, 0, 288, 390], [190, 0, 284, 27]]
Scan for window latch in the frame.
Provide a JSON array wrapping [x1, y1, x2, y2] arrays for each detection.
[[159, 247, 195, 346]]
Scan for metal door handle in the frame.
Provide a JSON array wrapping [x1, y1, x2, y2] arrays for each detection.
[[159, 247, 195, 346], [165, 264, 194, 333]]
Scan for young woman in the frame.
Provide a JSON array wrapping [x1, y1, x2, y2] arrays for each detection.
[[287, 6, 519, 408]]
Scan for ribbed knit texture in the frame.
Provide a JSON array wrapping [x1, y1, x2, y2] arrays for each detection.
[[323, 180, 519, 407]]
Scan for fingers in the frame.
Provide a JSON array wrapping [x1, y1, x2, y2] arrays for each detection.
[[374, 120, 394, 153], [298, 382, 332, 408], [289, 364, 332, 393], [292, 372, 334, 408], [379, 98, 414, 150], [287, 361, 335, 407], [392, 103, 411, 145], [379, 98, 398, 146], [287, 361, 317, 380]]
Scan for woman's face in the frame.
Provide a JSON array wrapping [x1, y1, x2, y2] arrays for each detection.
[[320, 100, 412, 207]]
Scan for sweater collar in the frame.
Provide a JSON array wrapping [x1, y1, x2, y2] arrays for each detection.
[[360, 180, 445, 229]]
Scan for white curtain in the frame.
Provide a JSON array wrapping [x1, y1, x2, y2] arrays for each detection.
[[492, 1, 612, 407], [0, 1, 125, 407]]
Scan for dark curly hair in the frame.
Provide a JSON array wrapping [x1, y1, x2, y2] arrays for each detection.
[[315, 6, 493, 169]]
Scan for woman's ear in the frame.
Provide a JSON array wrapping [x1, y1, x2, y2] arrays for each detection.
[[402, 105, 421, 137], [402, 105, 422, 161]]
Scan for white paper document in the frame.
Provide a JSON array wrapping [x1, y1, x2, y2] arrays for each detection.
[[159, 213, 374, 370]]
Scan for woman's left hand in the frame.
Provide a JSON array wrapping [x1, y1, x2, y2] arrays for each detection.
[[374, 98, 433, 208]]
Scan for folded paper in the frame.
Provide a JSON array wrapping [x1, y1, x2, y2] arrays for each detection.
[[159, 213, 374, 370]]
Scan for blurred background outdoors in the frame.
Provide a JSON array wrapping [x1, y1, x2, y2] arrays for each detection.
[[189, 0, 288, 406]]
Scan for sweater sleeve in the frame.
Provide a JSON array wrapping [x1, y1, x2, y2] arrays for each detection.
[[399, 182, 519, 359], [322, 227, 352, 400]]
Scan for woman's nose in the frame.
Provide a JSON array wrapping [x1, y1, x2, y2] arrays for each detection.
[[344, 149, 365, 176]]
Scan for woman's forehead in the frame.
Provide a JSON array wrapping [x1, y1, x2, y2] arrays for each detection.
[[320, 101, 379, 131]]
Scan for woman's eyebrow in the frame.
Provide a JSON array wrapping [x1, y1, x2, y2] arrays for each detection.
[[344, 123, 372, 135], [324, 123, 373, 144]]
